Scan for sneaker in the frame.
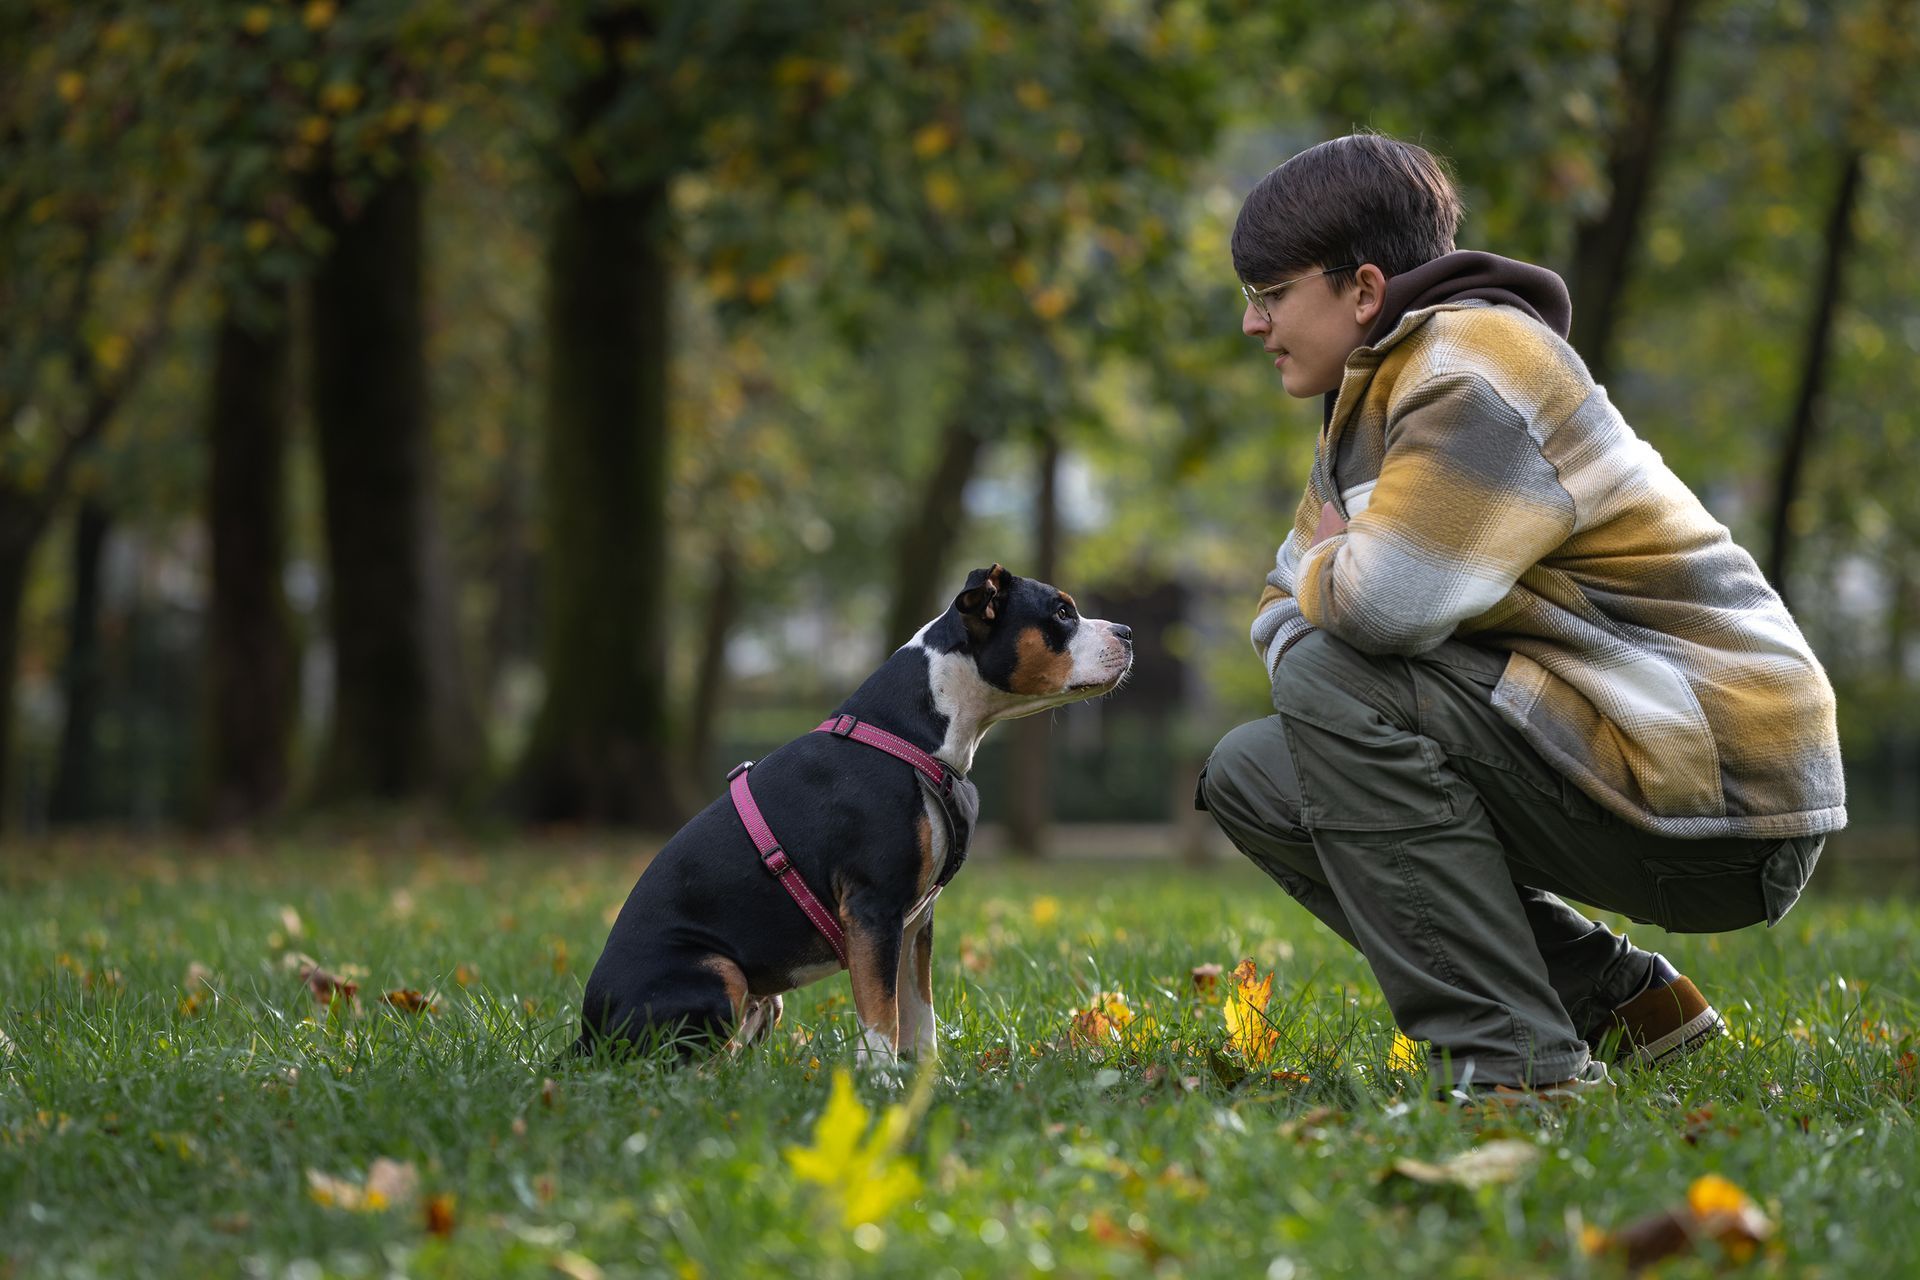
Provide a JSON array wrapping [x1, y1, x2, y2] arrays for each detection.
[[1436, 1058, 1614, 1107], [1604, 956, 1726, 1066]]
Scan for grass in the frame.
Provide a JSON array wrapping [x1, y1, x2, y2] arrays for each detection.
[[3, 838, 1918, 1278]]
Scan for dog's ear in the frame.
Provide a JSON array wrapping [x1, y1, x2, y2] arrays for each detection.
[[953, 564, 1010, 642]]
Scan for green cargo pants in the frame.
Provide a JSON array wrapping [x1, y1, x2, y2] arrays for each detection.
[[1198, 629, 1825, 1088]]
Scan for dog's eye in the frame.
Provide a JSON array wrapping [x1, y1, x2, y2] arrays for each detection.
[[1055, 602, 1074, 621]]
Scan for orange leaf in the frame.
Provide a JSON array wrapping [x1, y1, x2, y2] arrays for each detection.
[[383, 989, 438, 1015], [424, 1192, 456, 1237], [300, 963, 358, 1006]]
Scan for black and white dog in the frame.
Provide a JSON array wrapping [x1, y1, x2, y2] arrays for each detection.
[[575, 565, 1132, 1062]]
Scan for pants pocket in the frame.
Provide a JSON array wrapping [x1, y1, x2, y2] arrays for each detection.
[[1644, 853, 1774, 934], [1760, 835, 1824, 925]]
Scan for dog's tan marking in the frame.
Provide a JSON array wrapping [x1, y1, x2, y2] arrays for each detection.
[[1009, 625, 1074, 695], [916, 812, 935, 893], [843, 916, 901, 1055], [1059, 591, 1076, 609], [698, 953, 750, 1016], [913, 920, 933, 1012]]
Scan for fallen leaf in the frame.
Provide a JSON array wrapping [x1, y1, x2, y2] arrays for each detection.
[[307, 1158, 418, 1212], [1279, 1106, 1346, 1142], [1586, 1173, 1773, 1269], [541, 1077, 561, 1109], [300, 963, 359, 1006], [1224, 959, 1280, 1066], [452, 963, 479, 988], [1190, 963, 1223, 1001], [551, 1252, 604, 1280], [1067, 992, 1136, 1049], [1380, 1139, 1540, 1191], [424, 1193, 456, 1237], [1387, 1031, 1424, 1072], [383, 989, 438, 1015]]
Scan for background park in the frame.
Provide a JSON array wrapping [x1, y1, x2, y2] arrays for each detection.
[[4, 0, 1918, 1276]]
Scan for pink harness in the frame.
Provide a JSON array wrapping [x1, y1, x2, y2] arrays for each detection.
[[727, 714, 957, 969]]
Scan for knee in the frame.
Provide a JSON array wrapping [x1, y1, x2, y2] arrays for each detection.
[[1200, 719, 1277, 816]]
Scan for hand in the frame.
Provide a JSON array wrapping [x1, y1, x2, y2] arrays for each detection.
[[1311, 501, 1348, 548]]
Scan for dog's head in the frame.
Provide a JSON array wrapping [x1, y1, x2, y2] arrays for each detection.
[[923, 564, 1132, 722]]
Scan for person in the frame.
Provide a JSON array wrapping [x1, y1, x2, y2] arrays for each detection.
[[1196, 133, 1846, 1097]]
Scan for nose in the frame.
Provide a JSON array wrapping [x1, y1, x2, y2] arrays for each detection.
[[1242, 302, 1267, 338], [1110, 624, 1133, 644]]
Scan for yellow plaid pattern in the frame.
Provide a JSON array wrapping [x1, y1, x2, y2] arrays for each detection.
[[1252, 303, 1845, 838]]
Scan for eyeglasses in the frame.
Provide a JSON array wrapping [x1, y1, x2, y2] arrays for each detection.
[[1239, 264, 1358, 323]]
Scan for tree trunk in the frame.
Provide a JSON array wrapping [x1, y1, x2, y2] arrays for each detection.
[[309, 137, 477, 802], [204, 292, 296, 826], [517, 127, 682, 826], [688, 536, 741, 781], [47, 498, 112, 823], [1006, 432, 1060, 858], [1567, 0, 1695, 384], [0, 491, 49, 831], [1765, 147, 1863, 606]]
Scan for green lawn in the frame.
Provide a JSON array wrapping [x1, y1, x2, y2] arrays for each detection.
[[3, 839, 1917, 1278]]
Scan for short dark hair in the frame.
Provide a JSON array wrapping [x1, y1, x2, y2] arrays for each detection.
[[1232, 133, 1462, 291]]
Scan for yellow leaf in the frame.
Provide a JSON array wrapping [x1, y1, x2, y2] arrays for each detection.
[[297, 116, 330, 145], [304, 0, 336, 31], [92, 334, 129, 375], [1015, 81, 1050, 111], [242, 7, 272, 36], [923, 173, 960, 214], [1387, 1032, 1424, 1072], [320, 81, 361, 114], [1224, 959, 1279, 1066], [1029, 895, 1060, 926], [1687, 1174, 1753, 1218], [784, 1069, 922, 1228], [912, 122, 953, 158], [57, 72, 84, 104], [245, 221, 274, 252], [1029, 285, 1070, 321]]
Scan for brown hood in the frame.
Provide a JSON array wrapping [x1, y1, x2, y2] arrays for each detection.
[[1364, 250, 1572, 347]]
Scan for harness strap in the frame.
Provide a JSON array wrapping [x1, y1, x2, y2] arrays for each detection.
[[816, 715, 952, 796], [727, 763, 848, 969]]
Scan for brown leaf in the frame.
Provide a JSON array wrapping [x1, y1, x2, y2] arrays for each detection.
[[1190, 963, 1223, 1000], [300, 964, 359, 1006], [383, 989, 438, 1015], [424, 1192, 456, 1237], [540, 1077, 561, 1109], [1587, 1174, 1774, 1269]]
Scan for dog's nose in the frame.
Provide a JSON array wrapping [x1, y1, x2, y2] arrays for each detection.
[[1111, 624, 1133, 643]]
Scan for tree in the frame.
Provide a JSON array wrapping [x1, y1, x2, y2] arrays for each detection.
[[0, 6, 212, 827]]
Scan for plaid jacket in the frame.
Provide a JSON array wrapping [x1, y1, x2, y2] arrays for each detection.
[[1251, 301, 1845, 838]]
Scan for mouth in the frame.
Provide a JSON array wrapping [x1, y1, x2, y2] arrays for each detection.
[[1067, 654, 1134, 693], [1268, 349, 1289, 368]]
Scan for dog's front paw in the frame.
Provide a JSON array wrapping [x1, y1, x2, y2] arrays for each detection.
[[854, 1026, 908, 1087]]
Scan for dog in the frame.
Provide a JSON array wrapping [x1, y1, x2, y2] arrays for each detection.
[[574, 564, 1133, 1064]]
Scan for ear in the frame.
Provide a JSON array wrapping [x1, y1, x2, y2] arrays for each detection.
[[1352, 263, 1388, 328], [953, 564, 1008, 642]]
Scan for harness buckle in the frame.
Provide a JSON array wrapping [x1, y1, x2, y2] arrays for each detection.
[[726, 760, 754, 782], [829, 714, 858, 737], [761, 845, 790, 875]]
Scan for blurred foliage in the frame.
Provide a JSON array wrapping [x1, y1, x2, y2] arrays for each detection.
[[1, 0, 1916, 827]]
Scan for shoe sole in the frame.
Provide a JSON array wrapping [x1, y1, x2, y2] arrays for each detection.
[[1626, 1004, 1726, 1066]]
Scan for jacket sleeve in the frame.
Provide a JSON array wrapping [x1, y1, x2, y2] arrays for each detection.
[[1251, 538, 1318, 678], [1292, 372, 1576, 655]]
